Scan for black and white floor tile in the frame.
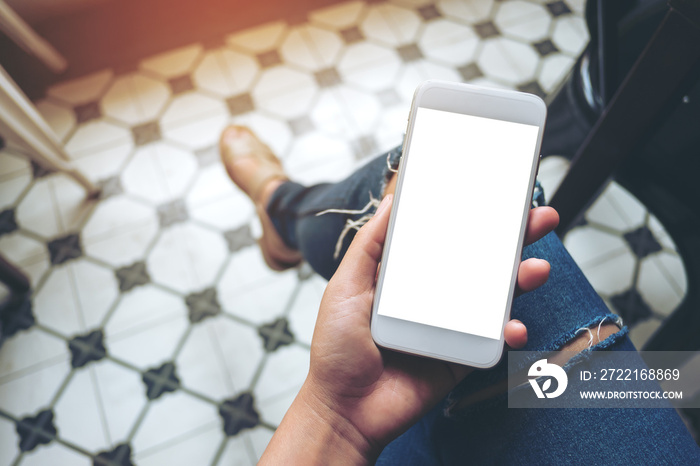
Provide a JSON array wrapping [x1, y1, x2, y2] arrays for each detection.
[[0, 0, 692, 464]]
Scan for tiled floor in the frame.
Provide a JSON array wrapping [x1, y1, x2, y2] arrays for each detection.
[[0, 0, 691, 464]]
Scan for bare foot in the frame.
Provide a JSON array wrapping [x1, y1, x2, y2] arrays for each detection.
[[219, 126, 302, 270]]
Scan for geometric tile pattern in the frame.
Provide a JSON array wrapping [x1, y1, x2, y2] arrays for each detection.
[[16, 409, 57, 452], [142, 362, 181, 400], [219, 392, 261, 436], [3, 0, 690, 463]]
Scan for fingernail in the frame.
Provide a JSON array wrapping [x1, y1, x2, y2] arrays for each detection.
[[376, 194, 393, 217]]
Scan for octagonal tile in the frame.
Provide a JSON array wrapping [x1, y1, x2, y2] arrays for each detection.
[[82, 196, 159, 266], [160, 92, 227, 128], [176, 315, 264, 399], [34, 99, 77, 142], [140, 44, 204, 78], [15, 174, 92, 239], [252, 66, 318, 119], [0, 151, 32, 210], [360, 3, 422, 46], [564, 226, 631, 269], [538, 53, 575, 93], [337, 42, 402, 91], [309, 1, 366, 29], [101, 73, 171, 125], [494, 0, 552, 42], [254, 345, 309, 425], [147, 222, 227, 293], [418, 18, 479, 65], [333, 86, 382, 137], [279, 25, 343, 71], [46, 69, 113, 106], [193, 48, 259, 97], [105, 285, 186, 339], [284, 132, 356, 184], [638, 252, 687, 317], [308, 89, 356, 137], [395, 60, 462, 102], [64, 120, 132, 158], [579, 249, 636, 297], [218, 267, 297, 325], [185, 164, 237, 210], [34, 258, 118, 335], [226, 21, 288, 53], [437, 0, 495, 24], [231, 111, 293, 159], [121, 142, 197, 205], [551, 15, 589, 56], [0, 231, 50, 285], [477, 37, 539, 85]]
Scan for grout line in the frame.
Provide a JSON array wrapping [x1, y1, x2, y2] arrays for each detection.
[[88, 365, 113, 447], [126, 400, 151, 443], [49, 368, 76, 406], [210, 435, 229, 466]]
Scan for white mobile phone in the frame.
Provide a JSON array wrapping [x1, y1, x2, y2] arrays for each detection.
[[371, 80, 546, 368]]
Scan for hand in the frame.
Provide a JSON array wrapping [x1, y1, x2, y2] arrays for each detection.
[[261, 197, 559, 464]]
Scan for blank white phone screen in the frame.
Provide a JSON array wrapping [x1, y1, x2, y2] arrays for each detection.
[[377, 107, 540, 340]]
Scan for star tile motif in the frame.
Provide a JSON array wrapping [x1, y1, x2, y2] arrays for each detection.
[[16, 409, 57, 452], [458, 63, 484, 81], [47, 233, 83, 265], [340, 26, 364, 44], [142, 362, 180, 400], [546, 0, 572, 17], [157, 199, 189, 228], [226, 93, 256, 116], [256, 50, 283, 69], [518, 80, 546, 98], [97, 175, 124, 199], [223, 225, 256, 253], [73, 101, 102, 123], [397, 44, 424, 63], [533, 39, 559, 57], [258, 317, 294, 352], [168, 74, 195, 95], [115, 261, 151, 292], [287, 115, 316, 137], [623, 226, 663, 259], [418, 5, 442, 21], [219, 392, 260, 436], [132, 121, 162, 146], [0, 294, 35, 338], [314, 67, 342, 88], [194, 145, 219, 168], [31, 161, 53, 179], [68, 329, 107, 368], [94, 443, 135, 466], [474, 21, 501, 39], [185, 287, 222, 323], [0, 208, 18, 236], [376, 88, 401, 107], [351, 135, 379, 160], [610, 288, 654, 328]]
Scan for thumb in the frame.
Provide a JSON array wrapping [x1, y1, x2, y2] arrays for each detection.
[[327, 194, 393, 298]]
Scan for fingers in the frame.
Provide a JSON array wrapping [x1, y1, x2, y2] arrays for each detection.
[[515, 258, 550, 295], [524, 206, 559, 246], [327, 195, 393, 297], [504, 319, 528, 349]]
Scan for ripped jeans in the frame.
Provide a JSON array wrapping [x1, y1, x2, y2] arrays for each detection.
[[266, 147, 700, 463]]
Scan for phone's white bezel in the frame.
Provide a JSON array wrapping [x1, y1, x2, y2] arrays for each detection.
[[370, 80, 547, 368]]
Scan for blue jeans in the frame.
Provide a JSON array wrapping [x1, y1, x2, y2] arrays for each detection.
[[267, 148, 700, 463]]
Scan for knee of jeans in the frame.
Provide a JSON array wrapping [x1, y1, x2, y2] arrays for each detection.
[[557, 314, 627, 353]]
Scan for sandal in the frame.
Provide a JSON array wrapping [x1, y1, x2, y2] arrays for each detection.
[[219, 125, 302, 271]]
